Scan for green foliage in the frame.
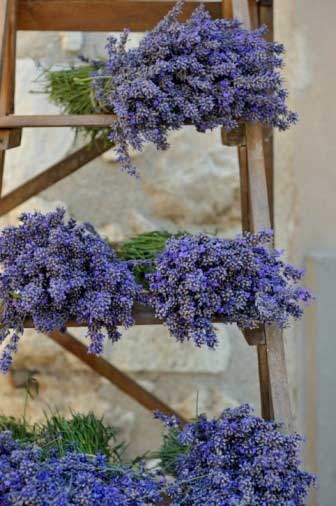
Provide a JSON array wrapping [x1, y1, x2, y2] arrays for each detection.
[[153, 426, 187, 475], [37, 411, 125, 460], [0, 415, 37, 444], [41, 65, 111, 143], [117, 231, 186, 285], [117, 231, 176, 262]]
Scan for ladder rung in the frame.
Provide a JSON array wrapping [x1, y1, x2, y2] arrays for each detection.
[[20, 305, 265, 345], [17, 1, 223, 32], [0, 114, 116, 128]]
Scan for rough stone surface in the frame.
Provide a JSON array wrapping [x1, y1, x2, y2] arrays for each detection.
[[142, 130, 239, 226], [60, 32, 84, 53], [0, 196, 67, 228], [70, 324, 231, 374], [4, 59, 75, 194], [173, 388, 239, 420]]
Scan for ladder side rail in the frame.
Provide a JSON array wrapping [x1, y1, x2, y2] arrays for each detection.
[[0, 138, 111, 216]]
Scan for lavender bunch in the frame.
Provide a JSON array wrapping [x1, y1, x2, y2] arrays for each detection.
[[156, 405, 315, 506], [147, 232, 312, 347], [94, 1, 297, 174], [0, 209, 141, 373], [0, 431, 165, 505]]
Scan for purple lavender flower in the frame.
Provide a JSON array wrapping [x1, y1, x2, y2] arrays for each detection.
[[0, 209, 141, 373], [93, 0, 297, 174], [0, 431, 165, 505], [155, 405, 315, 506], [147, 232, 312, 347]]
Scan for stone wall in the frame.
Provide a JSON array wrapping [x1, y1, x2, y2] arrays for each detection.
[[0, 29, 260, 457]]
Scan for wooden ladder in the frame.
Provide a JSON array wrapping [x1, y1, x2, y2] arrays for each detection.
[[0, 0, 293, 432]]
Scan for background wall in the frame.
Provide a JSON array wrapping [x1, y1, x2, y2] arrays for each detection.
[[275, 1, 336, 505]]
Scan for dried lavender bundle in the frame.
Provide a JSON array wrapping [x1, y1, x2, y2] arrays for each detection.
[[147, 232, 312, 347], [0, 209, 141, 372], [93, 0, 297, 174], [0, 213, 311, 372], [0, 431, 165, 505], [156, 405, 315, 506]]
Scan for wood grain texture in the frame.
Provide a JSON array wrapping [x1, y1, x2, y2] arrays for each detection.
[[257, 343, 274, 420], [0, 150, 4, 193], [0, 1, 19, 152], [238, 144, 250, 230], [244, 327, 266, 346], [0, 138, 111, 216], [232, 0, 250, 25], [0, 114, 116, 128], [247, 0, 258, 29], [47, 330, 186, 421], [0, 0, 16, 115], [232, 0, 293, 430], [259, 2, 274, 225], [222, 0, 233, 18], [22, 305, 263, 346], [0, 0, 9, 85], [264, 324, 293, 429], [0, 0, 10, 192], [0, 128, 21, 149], [245, 121, 271, 231], [221, 124, 246, 146], [18, 0, 222, 32]]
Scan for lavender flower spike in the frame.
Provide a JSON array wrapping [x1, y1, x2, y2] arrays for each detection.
[[93, 0, 297, 174], [157, 404, 315, 506]]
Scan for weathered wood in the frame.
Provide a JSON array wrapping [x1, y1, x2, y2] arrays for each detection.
[[238, 144, 250, 230], [18, 0, 222, 32], [221, 124, 246, 146], [0, 0, 10, 191], [0, 0, 9, 83], [265, 324, 292, 426], [23, 305, 165, 327], [245, 124, 293, 427], [248, 0, 258, 29], [0, 128, 21, 149], [245, 122, 271, 230], [0, 151, 4, 193], [0, 139, 111, 216], [244, 327, 266, 346], [257, 343, 274, 420], [0, 114, 116, 128], [259, 2, 274, 225], [0, 0, 20, 151], [232, 0, 293, 430], [47, 329, 186, 421], [222, 0, 233, 18], [0, 0, 16, 115], [232, 0, 250, 25], [22, 305, 264, 346]]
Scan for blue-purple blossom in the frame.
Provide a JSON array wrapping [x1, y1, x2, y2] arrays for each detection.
[[155, 405, 315, 506], [147, 231, 312, 347], [0, 431, 165, 505], [0, 209, 141, 373], [93, 1, 297, 174]]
